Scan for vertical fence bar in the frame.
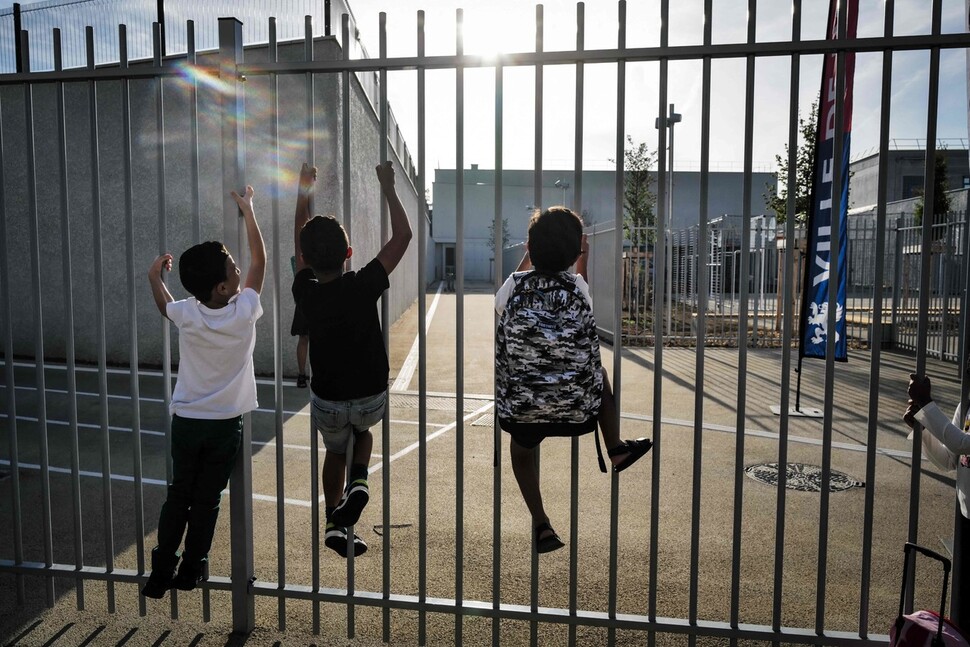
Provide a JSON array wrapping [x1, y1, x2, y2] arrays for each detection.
[[118, 22, 148, 618], [816, 0, 852, 630], [907, 0, 943, 611], [218, 16, 256, 635], [454, 9, 466, 644], [649, 0, 664, 634], [0, 53, 25, 607], [152, 21, 178, 618], [341, 14, 352, 251], [529, 6, 543, 645], [378, 11, 390, 643], [859, 0, 894, 633], [53, 27, 86, 612], [689, 2, 713, 642], [302, 15, 324, 635], [490, 18, 503, 647], [730, 0, 756, 634], [189, 16, 211, 622], [416, 10, 428, 645], [268, 16, 287, 632], [771, 0, 801, 634], [321, 14, 351, 634], [22, 31, 56, 608], [188, 20, 200, 245], [87, 24, 117, 615], [609, 2, 628, 645], [310, 385, 320, 634], [568, 4, 584, 647]]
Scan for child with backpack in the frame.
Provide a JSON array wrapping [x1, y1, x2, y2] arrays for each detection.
[[495, 206, 652, 553]]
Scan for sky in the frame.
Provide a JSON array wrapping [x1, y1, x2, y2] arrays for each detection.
[[343, 0, 970, 187], [3, 0, 969, 198]]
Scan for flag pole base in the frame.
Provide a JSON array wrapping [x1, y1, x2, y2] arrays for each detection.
[[770, 405, 824, 418]]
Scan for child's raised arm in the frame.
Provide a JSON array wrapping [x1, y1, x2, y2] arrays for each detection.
[[293, 163, 316, 273], [147, 253, 175, 318], [375, 160, 413, 275], [231, 186, 266, 294]]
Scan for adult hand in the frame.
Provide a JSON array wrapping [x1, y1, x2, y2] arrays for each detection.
[[903, 399, 919, 429], [908, 373, 933, 409]]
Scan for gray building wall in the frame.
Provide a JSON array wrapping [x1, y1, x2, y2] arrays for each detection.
[[1, 35, 427, 376], [849, 149, 970, 209], [431, 167, 777, 282]]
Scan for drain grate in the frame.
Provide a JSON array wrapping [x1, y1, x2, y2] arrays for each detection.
[[744, 462, 864, 492]]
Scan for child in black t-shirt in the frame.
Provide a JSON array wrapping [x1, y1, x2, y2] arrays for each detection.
[[292, 161, 412, 557]]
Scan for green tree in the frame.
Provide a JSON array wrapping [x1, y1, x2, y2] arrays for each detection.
[[914, 152, 951, 227], [487, 217, 510, 253], [765, 100, 818, 225], [620, 135, 657, 249]]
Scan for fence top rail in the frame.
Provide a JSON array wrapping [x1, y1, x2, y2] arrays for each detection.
[[0, 29, 968, 84]]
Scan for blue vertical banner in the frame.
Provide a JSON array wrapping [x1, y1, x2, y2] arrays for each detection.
[[801, 0, 858, 361]]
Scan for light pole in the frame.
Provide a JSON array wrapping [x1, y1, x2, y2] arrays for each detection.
[[655, 103, 681, 335], [554, 178, 570, 206]]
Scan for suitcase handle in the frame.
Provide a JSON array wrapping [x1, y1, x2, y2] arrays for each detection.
[[897, 543, 952, 647]]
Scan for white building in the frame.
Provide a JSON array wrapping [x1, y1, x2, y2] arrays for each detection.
[[431, 166, 778, 282]]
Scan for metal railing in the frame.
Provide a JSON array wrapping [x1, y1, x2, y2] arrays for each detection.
[[2, 1, 970, 645], [596, 213, 968, 357]]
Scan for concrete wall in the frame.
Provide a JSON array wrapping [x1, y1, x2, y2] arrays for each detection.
[[432, 167, 777, 282], [1, 35, 427, 376]]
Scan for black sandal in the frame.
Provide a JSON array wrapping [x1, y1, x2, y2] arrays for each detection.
[[535, 521, 566, 554], [608, 438, 653, 473]]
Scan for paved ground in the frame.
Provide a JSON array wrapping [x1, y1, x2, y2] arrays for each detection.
[[1, 282, 966, 646]]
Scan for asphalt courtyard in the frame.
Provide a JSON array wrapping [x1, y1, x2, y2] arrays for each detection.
[[0, 283, 966, 646]]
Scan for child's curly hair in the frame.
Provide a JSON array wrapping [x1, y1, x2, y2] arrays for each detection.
[[527, 206, 584, 272]]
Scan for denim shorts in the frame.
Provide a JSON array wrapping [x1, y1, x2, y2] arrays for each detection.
[[311, 390, 387, 453]]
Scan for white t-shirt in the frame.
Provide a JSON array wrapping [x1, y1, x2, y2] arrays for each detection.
[[495, 270, 593, 315], [167, 288, 263, 419]]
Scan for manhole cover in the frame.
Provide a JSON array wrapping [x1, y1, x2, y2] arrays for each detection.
[[744, 462, 864, 492]]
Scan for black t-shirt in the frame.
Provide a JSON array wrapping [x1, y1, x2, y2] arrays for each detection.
[[292, 258, 390, 401]]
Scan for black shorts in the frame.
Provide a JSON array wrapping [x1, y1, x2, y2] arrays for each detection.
[[498, 417, 597, 450], [290, 303, 309, 337]]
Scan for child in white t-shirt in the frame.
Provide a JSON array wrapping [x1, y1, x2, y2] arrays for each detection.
[[142, 186, 265, 599]]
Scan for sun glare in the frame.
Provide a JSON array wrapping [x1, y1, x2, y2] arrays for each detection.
[[461, 8, 532, 61]]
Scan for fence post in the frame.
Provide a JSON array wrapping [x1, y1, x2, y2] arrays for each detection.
[[218, 16, 255, 636]]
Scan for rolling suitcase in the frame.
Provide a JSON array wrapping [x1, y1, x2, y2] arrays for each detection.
[[891, 543, 969, 647]]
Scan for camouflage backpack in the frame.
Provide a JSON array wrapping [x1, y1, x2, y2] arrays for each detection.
[[495, 271, 603, 425]]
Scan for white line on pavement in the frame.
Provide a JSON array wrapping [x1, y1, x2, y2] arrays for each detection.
[[0, 413, 441, 452], [0, 460, 314, 507], [391, 281, 444, 392]]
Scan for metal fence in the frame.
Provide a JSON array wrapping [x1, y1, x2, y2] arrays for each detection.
[[601, 212, 969, 358], [2, 0, 970, 646]]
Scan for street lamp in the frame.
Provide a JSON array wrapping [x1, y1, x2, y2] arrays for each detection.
[[554, 178, 570, 206], [655, 103, 681, 335]]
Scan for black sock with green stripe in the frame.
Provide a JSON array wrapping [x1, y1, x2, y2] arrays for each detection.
[[350, 464, 368, 485]]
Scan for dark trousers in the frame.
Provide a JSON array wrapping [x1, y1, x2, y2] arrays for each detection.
[[954, 503, 970, 630], [155, 414, 242, 565]]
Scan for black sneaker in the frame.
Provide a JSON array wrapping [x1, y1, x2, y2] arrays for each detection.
[[324, 522, 368, 557], [330, 479, 369, 527], [173, 558, 207, 591], [141, 573, 173, 599]]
